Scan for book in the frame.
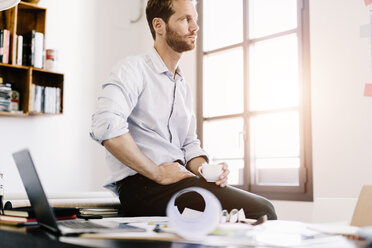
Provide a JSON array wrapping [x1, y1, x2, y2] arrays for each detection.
[[34, 32, 43, 68], [0, 30, 4, 62], [40, 85, 45, 112], [29, 83, 35, 111], [16, 35, 23, 65], [4, 196, 121, 209], [79, 208, 119, 217], [0, 214, 77, 227], [0, 215, 36, 223], [33, 85, 42, 112], [3, 206, 79, 219], [2, 29, 10, 64], [56, 87, 61, 113], [22, 30, 35, 66]]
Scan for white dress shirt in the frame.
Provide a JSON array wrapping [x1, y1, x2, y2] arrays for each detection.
[[91, 47, 208, 189]]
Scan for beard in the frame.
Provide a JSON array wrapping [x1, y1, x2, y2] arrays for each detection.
[[165, 25, 196, 53]]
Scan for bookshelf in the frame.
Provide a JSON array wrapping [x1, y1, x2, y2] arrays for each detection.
[[0, 1, 63, 116]]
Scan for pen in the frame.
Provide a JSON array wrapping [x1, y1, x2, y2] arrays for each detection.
[[148, 221, 168, 226], [18, 221, 39, 227]]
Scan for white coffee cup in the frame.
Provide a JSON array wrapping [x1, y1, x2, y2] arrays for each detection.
[[198, 163, 223, 182]]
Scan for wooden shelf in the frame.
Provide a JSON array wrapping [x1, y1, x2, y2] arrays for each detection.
[[18, 1, 46, 10], [0, 63, 63, 75], [0, 111, 27, 116], [0, 63, 29, 70], [32, 67, 64, 75], [28, 111, 62, 116], [0, 2, 64, 117], [0, 110, 62, 117]]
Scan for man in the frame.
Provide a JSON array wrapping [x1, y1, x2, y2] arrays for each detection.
[[91, 0, 277, 220]]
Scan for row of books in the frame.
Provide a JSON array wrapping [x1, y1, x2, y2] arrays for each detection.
[[17, 30, 45, 68], [0, 83, 11, 111], [0, 79, 21, 112], [0, 206, 119, 226], [0, 207, 79, 226], [30, 84, 61, 114], [0, 29, 45, 68]]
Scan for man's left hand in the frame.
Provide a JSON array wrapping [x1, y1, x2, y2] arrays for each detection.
[[215, 162, 229, 188]]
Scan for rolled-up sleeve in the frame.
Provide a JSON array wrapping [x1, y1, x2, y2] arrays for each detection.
[[182, 111, 209, 164], [90, 59, 143, 144]]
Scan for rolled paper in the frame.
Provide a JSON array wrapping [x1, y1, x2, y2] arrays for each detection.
[[166, 187, 222, 240]]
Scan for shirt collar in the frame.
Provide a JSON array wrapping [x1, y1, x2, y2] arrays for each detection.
[[148, 47, 184, 80]]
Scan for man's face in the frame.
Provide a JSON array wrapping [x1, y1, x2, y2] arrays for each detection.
[[165, 0, 199, 53]]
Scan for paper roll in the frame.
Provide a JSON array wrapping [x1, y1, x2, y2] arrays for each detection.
[[166, 187, 222, 240]]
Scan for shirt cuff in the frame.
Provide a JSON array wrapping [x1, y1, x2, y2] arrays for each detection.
[[90, 127, 129, 145], [184, 145, 210, 165]]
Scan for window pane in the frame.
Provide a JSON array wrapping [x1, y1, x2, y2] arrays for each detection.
[[203, 48, 244, 117], [255, 158, 300, 169], [203, 0, 243, 51], [249, 34, 299, 111], [249, 0, 297, 39], [255, 167, 300, 186], [213, 159, 244, 185], [250, 111, 300, 158], [203, 118, 244, 159]]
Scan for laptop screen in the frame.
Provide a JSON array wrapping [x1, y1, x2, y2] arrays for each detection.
[[12, 149, 60, 234]]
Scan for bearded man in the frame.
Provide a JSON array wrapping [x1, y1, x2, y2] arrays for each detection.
[[91, 0, 277, 220]]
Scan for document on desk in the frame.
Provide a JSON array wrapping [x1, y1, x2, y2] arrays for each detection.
[[79, 219, 363, 247], [306, 223, 360, 236], [79, 217, 180, 241], [203, 221, 361, 247], [103, 216, 169, 223]]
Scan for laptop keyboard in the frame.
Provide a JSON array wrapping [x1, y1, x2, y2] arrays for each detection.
[[58, 220, 108, 229]]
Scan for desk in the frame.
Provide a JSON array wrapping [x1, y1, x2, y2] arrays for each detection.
[[0, 222, 369, 248], [0, 227, 222, 248]]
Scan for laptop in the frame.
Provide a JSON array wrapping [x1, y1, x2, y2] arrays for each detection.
[[12, 149, 145, 236]]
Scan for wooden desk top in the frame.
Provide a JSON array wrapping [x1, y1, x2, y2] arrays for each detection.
[[1, 222, 368, 248], [0, 226, 236, 248]]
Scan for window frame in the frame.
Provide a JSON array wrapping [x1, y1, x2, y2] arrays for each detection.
[[196, 0, 313, 201]]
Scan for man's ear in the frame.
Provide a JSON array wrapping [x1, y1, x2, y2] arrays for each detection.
[[153, 17, 165, 38]]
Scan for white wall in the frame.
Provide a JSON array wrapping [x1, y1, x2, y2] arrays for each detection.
[[1, 0, 102, 194], [273, 0, 372, 223]]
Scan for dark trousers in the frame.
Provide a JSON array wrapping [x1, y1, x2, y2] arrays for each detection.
[[116, 174, 277, 220]]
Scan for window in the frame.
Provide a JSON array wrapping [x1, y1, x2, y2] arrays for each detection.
[[197, 0, 312, 201]]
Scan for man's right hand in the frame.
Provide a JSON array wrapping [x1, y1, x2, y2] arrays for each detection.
[[103, 134, 194, 185], [155, 162, 194, 185]]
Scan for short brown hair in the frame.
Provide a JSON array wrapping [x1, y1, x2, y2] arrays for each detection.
[[146, 0, 175, 40]]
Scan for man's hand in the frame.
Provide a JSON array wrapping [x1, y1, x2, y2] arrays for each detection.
[[155, 162, 195, 185], [215, 162, 229, 188], [104, 134, 194, 184]]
